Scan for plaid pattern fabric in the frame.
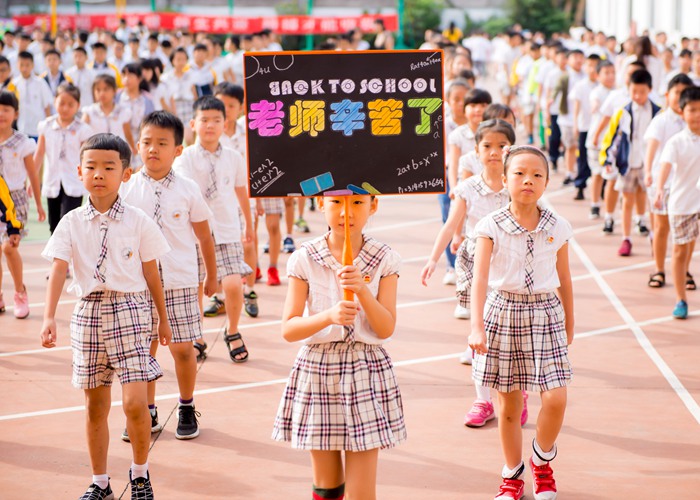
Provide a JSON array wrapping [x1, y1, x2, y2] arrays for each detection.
[[70, 291, 163, 389], [197, 241, 252, 282], [524, 234, 535, 294], [83, 198, 126, 284], [260, 197, 285, 215], [148, 287, 201, 343], [141, 170, 175, 229], [0, 189, 28, 241], [670, 213, 700, 245], [302, 233, 391, 343], [648, 187, 669, 216], [199, 143, 222, 200], [272, 341, 407, 451], [614, 167, 646, 193], [455, 238, 475, 308], [0, 131, 25, 178], [174, 98, 194, 124], [472, 290, 572, 393]]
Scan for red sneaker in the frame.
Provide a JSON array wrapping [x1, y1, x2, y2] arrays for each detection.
[[494, 478, 524, 500], [618, 239, 632, 257], [267, 267, 281, 286], [255, 267, 263, 281], [530, 457, 558, 499]]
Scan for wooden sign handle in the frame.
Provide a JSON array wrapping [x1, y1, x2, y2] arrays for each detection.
[[342, 196, 354, 301]]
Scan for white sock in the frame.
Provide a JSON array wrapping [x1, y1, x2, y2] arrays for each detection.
[[130, 462, 148, 479], [605, 212, 614, 221], [474, 384, 492, 403], [622, 236, 631, 242], [92, 474, 109, 489], [532, 439, 557, 466], [633, 214, 641, 224], [501, 461, 524, 479], [591, 202, 600, 208]]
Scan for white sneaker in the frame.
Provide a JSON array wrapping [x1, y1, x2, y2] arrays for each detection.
[[454, 304, 470, 319], [459, 347, 473, 365], [442, 269, 456, 285]]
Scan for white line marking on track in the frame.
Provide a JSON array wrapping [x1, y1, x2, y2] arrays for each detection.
[[569, 237, 700, 424]]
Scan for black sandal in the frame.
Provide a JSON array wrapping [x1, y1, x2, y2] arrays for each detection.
[[223, 330, 249, 363], [648, 272, 665, 288], [687, 272, 697, 291], [193, 341, 208, 361]]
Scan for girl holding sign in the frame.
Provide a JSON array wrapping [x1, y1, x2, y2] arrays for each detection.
[[469, 146, 574, 500], [272, 194, 406, 500]]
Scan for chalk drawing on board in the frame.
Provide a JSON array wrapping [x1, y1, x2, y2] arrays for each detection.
[[273, 54, 295, 72], [300, 172, 335, 196]]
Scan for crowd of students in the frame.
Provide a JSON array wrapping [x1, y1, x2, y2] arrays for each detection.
[[0, 19, 698, 500]]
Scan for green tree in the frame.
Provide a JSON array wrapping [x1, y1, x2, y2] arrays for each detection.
[[403, 0, 446, 49], [506, 0, 582, 36]]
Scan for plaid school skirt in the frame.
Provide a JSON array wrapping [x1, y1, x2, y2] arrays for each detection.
[[455, 238, 475, 308], [472, 290, 572, 393], [0, 189, 28, 241], [71, 291, 162, 389], [272, 341, 407, 451]]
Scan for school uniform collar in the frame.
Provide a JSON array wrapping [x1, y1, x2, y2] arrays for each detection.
[[303, 232, 391, 275], [141, 168, 175, 188], [0, 130, 23, 149], [50, 117, 82, 131], [196, 141, 223, 158], [492, 204, 557, 235], [83, 196, 125, 222], [685, 128, 700, 142], [94, 103, 121, 118], [472, 175, 505, 197]]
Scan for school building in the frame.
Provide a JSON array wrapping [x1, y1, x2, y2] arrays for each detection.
[[586, 0, 700, 39]]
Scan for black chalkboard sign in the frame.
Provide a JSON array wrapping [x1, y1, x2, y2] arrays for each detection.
[[243, 50, 445, 197]]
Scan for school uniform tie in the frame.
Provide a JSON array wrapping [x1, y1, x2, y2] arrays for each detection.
[[524, 234, 535, 294], [153, 185, 163, 228], [94, 220, 109, 283], [343, 324, 355, 343], [59, 129, 67, 160], [204, 155, 218, 200]]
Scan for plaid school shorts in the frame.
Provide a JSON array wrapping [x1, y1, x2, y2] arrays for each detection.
[[648, 187, 670, 216], [455, 238, 475, 309], [70, 291, 162, 389], [615, 167, 646, 193], [0, 189, 28, 242], [472, 290, 572, 393], [174, 98, 194, 124], [197, 241, 252, 282], [261, 198, 284, 216], [148, 287, 202, 343], [670, 213, 700, 245], [272, 341, 407, 451]]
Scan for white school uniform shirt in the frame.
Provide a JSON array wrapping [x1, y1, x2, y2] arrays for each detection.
[[585, 84, 612, 149], [569, 77, 597, 132], [448, 124, 476, 155], [225, 50, 244, 83], [556, 69, 585, 128], [219, 117, 247, 158], [149, 83, 168, 111], [0, 131, 37, 191], [41, 197, 171, 297], [628, 101, 653, 169], [12, 74, 53, 137], [64, 65, 96, 107], [210, 56, 231, 84], [82, 103, 132, 140], [121, 169, 213, 290], [172, 141, 246, 244], [544, 66, 564, 115], [453, 175, 509, 239], [458, 150, 483, 178], [161, 70, 195, 101], [643, 109, 685, 187], [188, 61, 217, 88], [286, 233, 401, 345], [475, 206, 573, 294], [660, 128, 700, 215], [536, 59, 555, 109], [38, 116, 94, 198]]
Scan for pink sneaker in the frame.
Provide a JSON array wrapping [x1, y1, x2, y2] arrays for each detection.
[[495, 478, 525, 500], [521, 391, 529, 427], [530, 457, 558, 500], [14, 287, 29, 319], [464, 399, 495, 427], [618, 239, 632, 257]]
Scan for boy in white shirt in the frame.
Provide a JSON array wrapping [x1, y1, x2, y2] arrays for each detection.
[[40, 133, 172, 499], [643, 74, 693, 290], [189, 43, 217, 97], [90, 42, 122, 87], [174, 96, 253, 363], [571, 53, 601, 200], [65, 47, 96, 107], [121, 111, 217, 440], [11, 51, 52, 140], [41, 49, 70, 96], [655, 86, 700, 319]]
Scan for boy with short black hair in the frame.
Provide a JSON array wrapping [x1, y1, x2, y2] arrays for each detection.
[[189, 43, 217, 97], [121, 111, 217, 440], [66, 46, 96, 107], [174, 96, 253, 363], [571, 53, 601, 200], [553, 48, 585, 185], [41, 133, 172, 499], [601, 69, 660, 257], [11, 51, 53, 140], [655, 86, 700, 319], [41, 49, 69, 96], [90, 42, 122, 87]]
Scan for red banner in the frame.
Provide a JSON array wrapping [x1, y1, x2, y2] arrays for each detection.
[[13, 13, 398, 35]]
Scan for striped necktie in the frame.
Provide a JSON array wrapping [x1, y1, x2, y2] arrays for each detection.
[[153, 185, 163, 228], [524, 234, 534, 294], [94, 220, 109, 283], [204, 154, 218, 200], [343, 324, 355, 343]]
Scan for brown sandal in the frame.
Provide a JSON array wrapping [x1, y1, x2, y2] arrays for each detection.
[[193, 341, 208, 361], [648, 272, 665, 288], [223, 330, 249, 363]]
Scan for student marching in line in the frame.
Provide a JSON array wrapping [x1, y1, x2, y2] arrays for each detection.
[[82, 74, 137, 154], [643, 73, 694, 289], [117, 62, 155, 170], [273, 193, 406, 500], [34, 83, 93, 234], [41, 133, 172, 500], [655, 86, 700, 319], [0, 90, 45, 318], [121, 111, 217, 441], [470, 146, 574, 500], [12, 51, 53, 140], [161, 47, 197, 145], [173, 96, 253, 363]]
